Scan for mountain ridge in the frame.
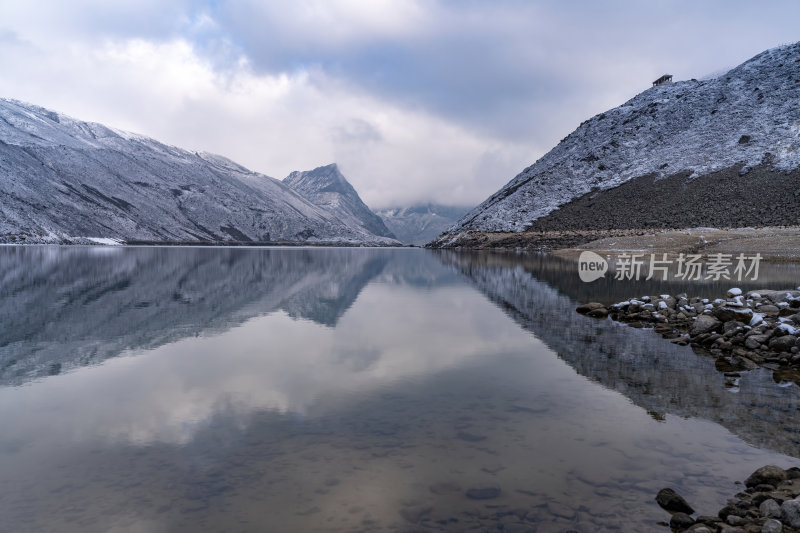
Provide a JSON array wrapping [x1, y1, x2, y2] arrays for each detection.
[[433, 42, 800, 247], [0, 99, 396, 245]]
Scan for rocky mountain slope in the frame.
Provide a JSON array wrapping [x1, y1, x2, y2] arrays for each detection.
[[375, 204, 471, 245], [433, 42, 800, 247], [0, 99, 395, 244], [284, 163, 397, 240]]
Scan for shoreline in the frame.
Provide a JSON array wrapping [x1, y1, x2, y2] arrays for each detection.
[[0, 236, 409, 248], [655, 465, 800, 532], [580, 289, 800, 531], [429, 226, 800, 262]]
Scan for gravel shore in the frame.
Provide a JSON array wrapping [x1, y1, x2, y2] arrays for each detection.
[[578, 288, 800, 383]]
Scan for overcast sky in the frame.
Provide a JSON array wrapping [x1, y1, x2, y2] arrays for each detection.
[[1, 1, 798, 208]]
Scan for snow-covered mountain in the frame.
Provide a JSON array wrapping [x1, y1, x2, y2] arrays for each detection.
[[284, 163, 397, 241], [375, 204, 471, 245], [434, 42, 800, 246], [0, 99, 395, 244]]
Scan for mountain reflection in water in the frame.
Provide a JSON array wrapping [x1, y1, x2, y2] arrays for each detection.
[[0, 246, 798, 533]]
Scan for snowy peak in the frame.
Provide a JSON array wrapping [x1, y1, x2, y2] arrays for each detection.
[[375, 204, 471, 245], [286, 163, 352, 196], [438, 41, 800, 241], [0, 99, 397, 244], [285, 164, 397, 240]]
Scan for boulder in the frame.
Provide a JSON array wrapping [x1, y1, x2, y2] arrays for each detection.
[[746, 466, 789, 488], [656, 488, 695, 514], [767, 291, 800, 304], [781, 497, 800, 528], [769, 335, 798, 353], [691, 315, 722, 336], [670, 512, 695, 531], [587, 307, 610, 318], [576, 302, 605, 314], [760, 499, 783, 519], [713, 307, 753, 322]]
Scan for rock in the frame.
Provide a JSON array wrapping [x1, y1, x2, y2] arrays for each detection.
[[429, 482, 461, 495], [656, 488, 695, 514], [731, 355, 759, 370], [726, 514, 747, 526], [587, 307, 609, 318], [762, 518, 783, 533], [769, 335, 798, 352], [503, 524, 536, 533], [713, 307, 754, 322], [399, 505, 432, 523], [670, 512, 696, 530], [767, 291, 800, 304], [577, 302, 605, 314], [761, 499, 782, 518], [782, 497, 800, 528], [759, 305, 781, 315], [691, 315, 722, 336], [727, 288, 743, 297], [724, 321, 747, 335], [747, 466, 789, 488], [465, 486, 501, 500], [687, 526, 713, 533], [745, 337, 763, 350], [456, 431, 487, 442], [546, 501, 575, 519]]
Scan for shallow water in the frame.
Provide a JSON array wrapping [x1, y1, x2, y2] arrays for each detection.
[[0, 246, 799, 532]]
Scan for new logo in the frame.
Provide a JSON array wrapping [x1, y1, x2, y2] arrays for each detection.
[[578, 251, 608, 282]]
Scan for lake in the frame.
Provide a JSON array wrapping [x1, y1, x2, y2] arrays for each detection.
[[1, 246, 799, 532]]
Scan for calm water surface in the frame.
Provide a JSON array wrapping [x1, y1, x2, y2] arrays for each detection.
[[1, 246, 799, 533]]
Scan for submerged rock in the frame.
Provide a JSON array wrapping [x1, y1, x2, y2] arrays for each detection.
[[465, 486, 501, 500]]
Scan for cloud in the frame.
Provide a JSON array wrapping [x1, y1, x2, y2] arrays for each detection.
[[1, 0, 799, 208]]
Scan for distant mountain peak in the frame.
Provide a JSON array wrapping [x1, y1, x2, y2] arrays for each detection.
[[284, 164, 397, 240], [375, 203, 471, 245]]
